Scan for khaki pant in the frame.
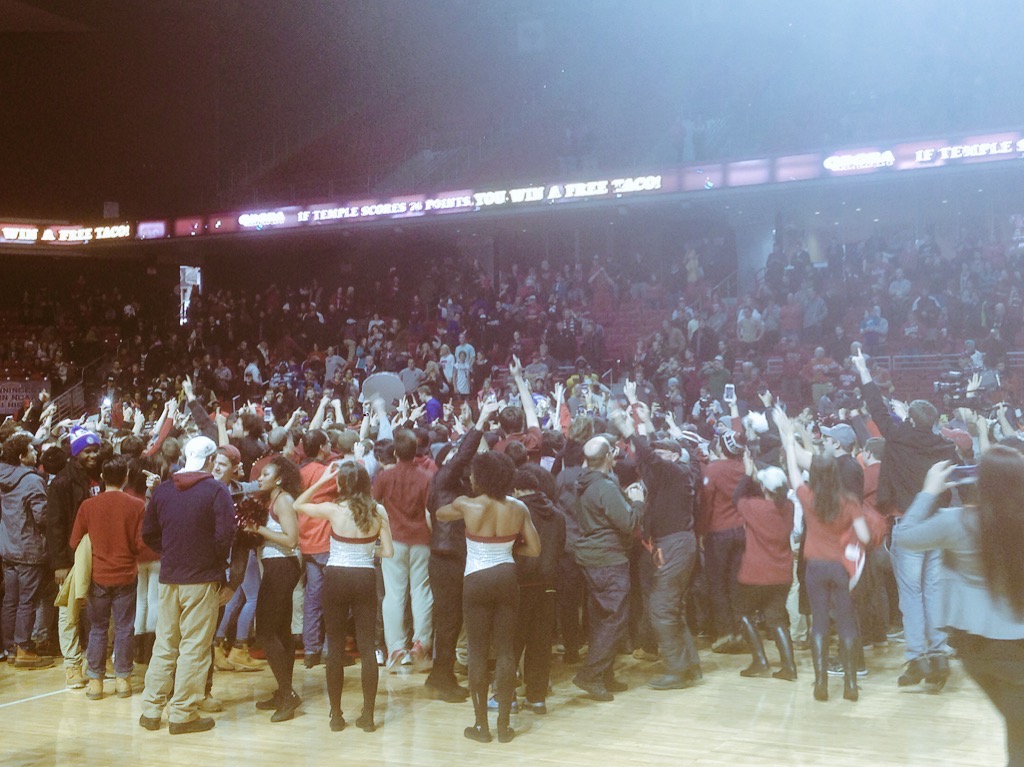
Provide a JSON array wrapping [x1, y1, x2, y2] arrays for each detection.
[[142, 582, 220, 724], [57, 605, 84, 669]]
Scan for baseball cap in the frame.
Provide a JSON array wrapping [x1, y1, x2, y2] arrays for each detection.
[[182, 436, 218, 472], [821, 423, 857, 450]]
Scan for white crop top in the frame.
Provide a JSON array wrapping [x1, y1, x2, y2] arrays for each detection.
[[327, 532, 377, 569], [261, 512, 299, 560], [464, 532, 517, 576]]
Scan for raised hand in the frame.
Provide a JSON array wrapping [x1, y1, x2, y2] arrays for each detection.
[[922, 459, 954, 496], [623, 379, 638, 404], [509, 355, 523, 379]]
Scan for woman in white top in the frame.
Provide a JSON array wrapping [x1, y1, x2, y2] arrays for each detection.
[[248, 456, 303, 722], [295, 461, 393, 734], [438, 452, 541, 744]]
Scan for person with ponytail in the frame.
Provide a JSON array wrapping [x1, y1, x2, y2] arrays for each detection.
[[775, 407, 869, 703], [295, 461, 393, 734], [733, 451, 796, 682], [247, 455, 303, 722], [895, 446, 1024, 767]]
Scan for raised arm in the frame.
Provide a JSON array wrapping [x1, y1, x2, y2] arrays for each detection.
[[509, 356, 540, 430], [774, 406, 804, 490], [852, 349, 895, 437], [294, 463, 340, 517]]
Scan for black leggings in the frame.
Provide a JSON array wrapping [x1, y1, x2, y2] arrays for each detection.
[[464, 564, 519, 725], [323, 566, 379, 716], [805, 559, 857, 641], [255, 557, 302, 695]]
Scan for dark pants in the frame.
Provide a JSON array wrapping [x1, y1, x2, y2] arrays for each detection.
[[255, 557, 302, 695], [515, 584, 557, 702], [426, 553, 464, 688], [2, 562, 46, 651], [85, 580, 137, 679], [557, 553, 585, 656], [629, 543, 657, 654], [464, 564, 519, 714], [852, 547, 889, 645], [736, 583, 790, 631], [806, 559, 857, 640], [649, 531, 700, 674], [952, 631, 1024, 767], [323, 566, 378, 716], [578, 562, 631, 684], [704, 526, 746, 638]]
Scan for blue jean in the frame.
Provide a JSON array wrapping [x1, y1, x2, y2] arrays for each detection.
[[217, 550, 260, 641], [3, 562, 46, 651], [303, 552, 330, 655], [86, 580, 137, 679], [890, 535, 948, 660]]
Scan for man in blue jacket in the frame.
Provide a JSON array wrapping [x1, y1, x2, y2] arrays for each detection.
[[0, 432, 53, 669], [139, 436, 235, 735]]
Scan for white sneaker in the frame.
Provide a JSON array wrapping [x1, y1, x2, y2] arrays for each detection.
[[386, 649, 406, 671]]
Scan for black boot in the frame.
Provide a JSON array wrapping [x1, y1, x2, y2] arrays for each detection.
[[925, 653, 950, 690], [898, 655, 931, 687], [496, 696, 515, 743], [738, 616, 771, 678], [811, 634, 828, 702], [772, 626, 798, 681], [840, 638, 859, 702], [464, 686, 492, 743]]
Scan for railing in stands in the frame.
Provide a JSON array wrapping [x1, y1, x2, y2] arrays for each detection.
[[764, 352, 1024, 404], [50, 355, 105, 422]]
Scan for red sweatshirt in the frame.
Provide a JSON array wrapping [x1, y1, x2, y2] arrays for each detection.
[[70, 490, 145, 587]]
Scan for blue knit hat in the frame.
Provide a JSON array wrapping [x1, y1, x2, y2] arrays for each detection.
[[69, 426, 101, 457]]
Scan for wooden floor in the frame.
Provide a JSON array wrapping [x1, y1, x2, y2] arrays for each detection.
[[0, 642, 1006, 767]]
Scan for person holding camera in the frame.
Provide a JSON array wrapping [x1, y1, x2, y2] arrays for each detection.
[[894, 450, 1024, 767]]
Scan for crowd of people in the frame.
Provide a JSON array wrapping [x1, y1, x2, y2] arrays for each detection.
[[1, 231, 1024, 760]]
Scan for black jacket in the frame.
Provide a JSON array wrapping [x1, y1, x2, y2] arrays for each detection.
[[863, 381, 957, 514], [46, 458, 97, 570], [630, 435, 697, 540], [427, 429, 483, 559], [515, 491, 566, 588]]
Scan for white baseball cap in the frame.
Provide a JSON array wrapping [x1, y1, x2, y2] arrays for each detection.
[[181, 436, 217, 472]]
